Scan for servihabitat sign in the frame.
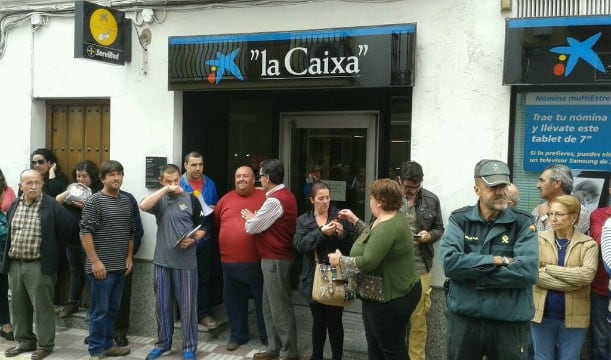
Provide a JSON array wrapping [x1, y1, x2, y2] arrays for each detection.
[[74, 0, 131, 65], [504, 16, 611, 85], [523, 92, 611, 171], [168, 24, 416, 90]]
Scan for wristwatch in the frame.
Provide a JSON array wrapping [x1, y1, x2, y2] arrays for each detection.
[[502, 256, 510, 266]]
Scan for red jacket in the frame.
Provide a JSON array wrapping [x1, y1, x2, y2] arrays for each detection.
[[590, 206, 611, 296]]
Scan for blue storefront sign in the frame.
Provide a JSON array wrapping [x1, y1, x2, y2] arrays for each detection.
[[504, 16, 611, 85], [523, 92, 611, 171]]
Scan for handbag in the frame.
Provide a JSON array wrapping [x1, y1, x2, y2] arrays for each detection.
[[311, 252, 355, 307], [354, 273, 385, 302]]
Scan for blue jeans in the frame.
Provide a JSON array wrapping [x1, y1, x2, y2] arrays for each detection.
[[590, 292, 611, 360], [531, 318, 586, 360], [87, 270, 125, 356]]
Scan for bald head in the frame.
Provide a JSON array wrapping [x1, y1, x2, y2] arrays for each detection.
[[506, 183, 520, 208], [235, 166, 256, 196], [19, 169, 43, 203]]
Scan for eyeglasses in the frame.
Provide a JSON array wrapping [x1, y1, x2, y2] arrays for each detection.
[[546, 212, 574, 219], [402, 182, 421, 191], [31, 159, 46, 166]]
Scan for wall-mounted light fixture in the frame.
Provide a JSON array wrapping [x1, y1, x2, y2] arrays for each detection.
[[141, 8, 154, 23]]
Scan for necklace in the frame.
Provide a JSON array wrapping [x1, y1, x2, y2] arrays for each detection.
[[555, 238, 570, 250]]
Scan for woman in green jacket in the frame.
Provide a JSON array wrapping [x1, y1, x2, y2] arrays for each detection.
[[329, 178, 421, 360]]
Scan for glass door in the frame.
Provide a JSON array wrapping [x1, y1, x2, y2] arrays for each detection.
[[280, 112, 378, 221]]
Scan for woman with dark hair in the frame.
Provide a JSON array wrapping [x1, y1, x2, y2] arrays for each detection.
[[31, 148, 68, 197], [293, 181, 354, 360], [56, 160, 102, 318], [531, 195, 598, 359], [329, 178, 421, 360], [0, 167, 15, 340]]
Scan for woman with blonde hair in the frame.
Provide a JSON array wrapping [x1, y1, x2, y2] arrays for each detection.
[[531, 195, 598, 359]]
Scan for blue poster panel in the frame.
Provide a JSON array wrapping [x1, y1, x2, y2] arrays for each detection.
[[524, 92, 611, 172]]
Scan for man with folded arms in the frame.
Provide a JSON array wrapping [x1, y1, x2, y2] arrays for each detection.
[[440, 159, 538, 360]]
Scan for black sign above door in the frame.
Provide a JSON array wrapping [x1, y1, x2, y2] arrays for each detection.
[[168, 24, 416, 90], [504, 16, 611, 85], [74, 0, 131, 65]]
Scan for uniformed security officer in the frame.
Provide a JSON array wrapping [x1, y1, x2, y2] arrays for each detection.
[[439, 159, 538, 360]]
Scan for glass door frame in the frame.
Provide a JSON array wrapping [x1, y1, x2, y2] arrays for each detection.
[[279, 111, 379, 221]]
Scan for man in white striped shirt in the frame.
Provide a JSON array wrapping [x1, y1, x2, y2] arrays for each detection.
[[242, 159, 298, 360]]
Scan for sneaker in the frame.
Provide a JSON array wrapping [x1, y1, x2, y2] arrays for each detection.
[[198, 316, 217, 329], [89, 355, 105, 360], [146, 348, 171, 360], [226, 340, 239, 351], [102, 346, 130, 357], [183, 350, 196, 360], [59, 301, 79, 318]]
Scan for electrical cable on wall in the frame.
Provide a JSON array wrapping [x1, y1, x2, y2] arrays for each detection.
[[0, 0, 402, 59]]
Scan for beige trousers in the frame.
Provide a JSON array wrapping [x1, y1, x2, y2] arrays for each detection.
[[407, 272, 431, 360]]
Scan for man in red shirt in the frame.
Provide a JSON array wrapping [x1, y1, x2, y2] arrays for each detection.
[[589, 183, 611, 360], [214, 166, 267, 351]]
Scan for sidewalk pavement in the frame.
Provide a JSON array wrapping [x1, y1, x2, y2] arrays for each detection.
[[0, 297, 368, 360]]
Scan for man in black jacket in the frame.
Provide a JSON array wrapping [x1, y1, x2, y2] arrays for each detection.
[[399, 161, 444, 360], [1, 169, 70, 360]]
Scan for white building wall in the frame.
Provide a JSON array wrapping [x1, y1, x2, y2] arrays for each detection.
[[0, 1, 514, 274]]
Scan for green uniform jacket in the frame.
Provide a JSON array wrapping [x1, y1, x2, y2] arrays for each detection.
[[440, 203, 538, 322]]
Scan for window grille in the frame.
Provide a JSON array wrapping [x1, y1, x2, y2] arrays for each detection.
[[516, 0, 611, 17]]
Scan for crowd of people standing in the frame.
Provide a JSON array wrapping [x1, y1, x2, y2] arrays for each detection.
[[0, 149, 610, 360]]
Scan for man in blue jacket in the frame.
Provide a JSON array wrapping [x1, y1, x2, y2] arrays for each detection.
[[440, 159, 538, 360], [180, 151, 219, 329]]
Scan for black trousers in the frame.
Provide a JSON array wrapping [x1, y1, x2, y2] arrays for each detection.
[[361, 281, 421, 360], [309, 301, 344, 360], [114, 269, 133, 337], [446, 310, 531, 360]]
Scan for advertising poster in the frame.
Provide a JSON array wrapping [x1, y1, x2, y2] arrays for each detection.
[[523, 92, 611, 172]]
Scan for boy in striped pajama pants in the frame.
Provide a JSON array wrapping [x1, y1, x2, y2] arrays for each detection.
[[139, 164, 210, 360]]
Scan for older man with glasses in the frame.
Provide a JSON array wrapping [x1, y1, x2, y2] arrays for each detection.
[[1, 170, 71, 360], [532, 164, 589, 234], [242, 159, 298, 360], [398, 161, 444, 360]]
